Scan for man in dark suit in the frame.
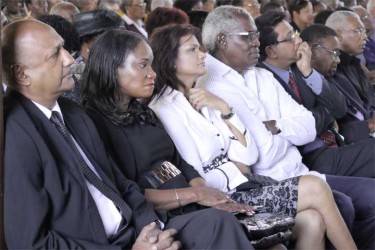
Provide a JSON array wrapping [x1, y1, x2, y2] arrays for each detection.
[[256, 11, 374, 179], [255, 11, 375, 249], [300, 24, 375, 144], [2, 19, 255, 249]]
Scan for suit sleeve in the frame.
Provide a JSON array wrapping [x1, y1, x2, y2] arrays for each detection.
[[4, 119, 120, 249]]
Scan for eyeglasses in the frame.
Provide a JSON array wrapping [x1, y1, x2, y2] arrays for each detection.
[[228, 31, 260, 42], [360, 14, 372, 21], [132, 2, 146, 8], [339, 27, 366, 35], [313, 44, 340, 59], [274, 31, 300, 45]]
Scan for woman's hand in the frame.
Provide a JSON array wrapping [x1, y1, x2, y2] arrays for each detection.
[[187, 88, 231, 114], [233, 161, 252, 175], [214, 202, 255, 216], [192, 186, 231, 207], [132, 222, 181, 250]]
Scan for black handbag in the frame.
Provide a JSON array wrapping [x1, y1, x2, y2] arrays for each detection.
[[236, 212, 295, 249]]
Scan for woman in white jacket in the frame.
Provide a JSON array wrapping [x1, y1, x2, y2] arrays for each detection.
[[148, 24, 356, 250]]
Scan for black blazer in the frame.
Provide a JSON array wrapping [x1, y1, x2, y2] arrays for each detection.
[[4, 90, 160, 249], [257, 62, 347, 135]]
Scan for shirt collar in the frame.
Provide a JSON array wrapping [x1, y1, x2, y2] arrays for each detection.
[[32, 101, 63, 120], [262, 61, 290, 84]]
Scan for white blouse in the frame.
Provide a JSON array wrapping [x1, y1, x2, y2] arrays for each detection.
[[150, 86, 259, 193]]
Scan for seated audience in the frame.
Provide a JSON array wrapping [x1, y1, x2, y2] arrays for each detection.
[[198, 5, 375, 249], [288, 0, 314, 31], [260, 2, 284, 14], [80, 28, 274, 249], [38, 14, 81, 53], [145, 7, 189, 36], [67, 9, 124, 103], [3, 18, 180, 249], [311, 0, 327, 15], [325, 11, 375, 126], [300, 24, 375, 144], [256, 11, 375, 175], [49, 1, 80, 23], [322, 0, 340, 10], [149, 23, 356, 249]]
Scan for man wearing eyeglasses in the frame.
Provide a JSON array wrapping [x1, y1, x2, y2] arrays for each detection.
[[199, 6, 374, 249], [120, 0, 148, 38]]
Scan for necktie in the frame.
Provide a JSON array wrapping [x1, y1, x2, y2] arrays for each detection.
[[289, 72, 338, 148], [289, 72, 302, 104], [50, 111, 133, 226]]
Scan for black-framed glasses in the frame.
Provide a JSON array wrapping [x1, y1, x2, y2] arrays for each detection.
[[274, 31, 300, 45], [312, 44, 340, 58], [228, 31, 260, 42]]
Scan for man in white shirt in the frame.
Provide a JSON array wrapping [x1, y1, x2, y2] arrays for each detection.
[[199, 5, 374, 249]]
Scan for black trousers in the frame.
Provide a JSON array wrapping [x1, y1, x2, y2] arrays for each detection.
[[303, 138, 375, 178], [165, 208, 255, 249]]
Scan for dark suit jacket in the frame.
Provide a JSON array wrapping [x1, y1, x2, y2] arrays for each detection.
[[257, 62, 347, 150], [326, 51, 375, 143], [4, 90, 160, 249]]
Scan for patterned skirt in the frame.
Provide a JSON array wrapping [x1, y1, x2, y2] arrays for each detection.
[[230, 176, 300, 217]]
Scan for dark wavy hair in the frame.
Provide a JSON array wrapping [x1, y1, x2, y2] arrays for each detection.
[[145, 7, 189, 36], [82, 29, 156, 126], [149, 24, 201, 102], [255, 11, 286, 61]]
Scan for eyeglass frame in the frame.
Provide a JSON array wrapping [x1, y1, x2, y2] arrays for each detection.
[[132, 2, 146, 8], [273, 31, 300, 45], [312, 44, 341, 59], [338, 27, 366, 35], [228, 31, 260, 42]]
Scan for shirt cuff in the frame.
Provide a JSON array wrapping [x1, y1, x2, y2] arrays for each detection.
[[304, 70, 322, 95]]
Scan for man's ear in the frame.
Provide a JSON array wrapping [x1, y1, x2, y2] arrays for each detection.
[[265, 45, 277, 59], [11, 65, 30, 86], [217, 33, 228, 50], [336, 29, 344, 42]]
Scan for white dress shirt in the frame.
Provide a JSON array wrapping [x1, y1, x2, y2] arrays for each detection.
[[33, 101, 123, 238], [150, 86, 258, 192], [197, 54, 325, 181]]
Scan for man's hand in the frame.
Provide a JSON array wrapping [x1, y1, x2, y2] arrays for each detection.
[[233, 161, 251, 174], [367, 117, 375, 133], [296, 42, 313, 78], [132, 222, 181, 250]]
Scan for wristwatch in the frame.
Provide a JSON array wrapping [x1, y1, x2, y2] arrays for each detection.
[[274, 122, 281, 134], [221, 107, 235, 120]]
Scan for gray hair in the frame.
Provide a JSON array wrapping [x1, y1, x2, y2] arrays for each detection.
[[202, 5, 253, 54], [325, 10, 361, 31]]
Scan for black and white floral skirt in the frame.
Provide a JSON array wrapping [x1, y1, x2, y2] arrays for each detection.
[[230, 176, 300, 217]]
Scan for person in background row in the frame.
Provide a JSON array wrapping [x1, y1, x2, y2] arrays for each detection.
[[65, 9, 125, 103], [231, 0, 261, 19], [25, 0, 48, 18], [202, 0, 216, 11], [150, 0, 173, 11], [3, 0, 27, 22], [38, 14, 81, 53], [145, 7, 189, 37], [49, 1, 80, 23], [314, 9, 332, 24], [120, 0, 148, 38], [288, 0, 314, 32], [98, 0, 121, 13], [174, 0, 203, 13]]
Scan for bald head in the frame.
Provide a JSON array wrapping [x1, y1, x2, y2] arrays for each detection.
[[50, 2, 80, 23]]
